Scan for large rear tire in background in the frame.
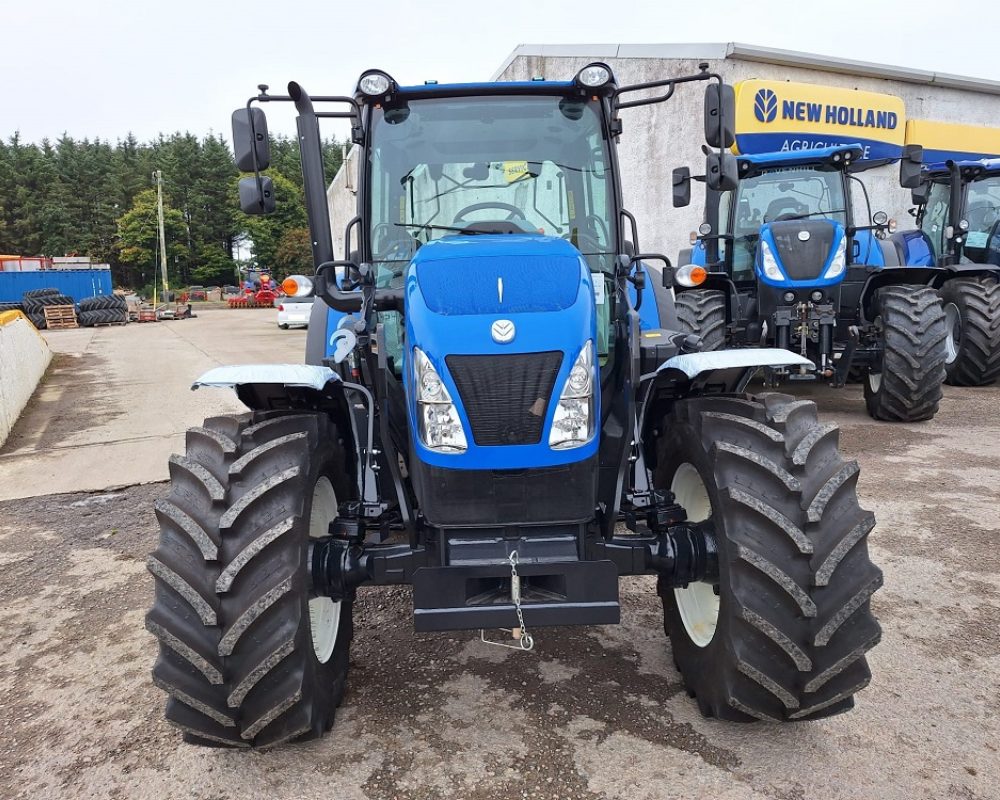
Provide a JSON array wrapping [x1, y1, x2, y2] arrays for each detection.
[[146, 411, 354, 748], [863, 285, 947, 422], [938, 277, 1000, 387], [654, 393, 882, 722], [674, 289, 726, 351]]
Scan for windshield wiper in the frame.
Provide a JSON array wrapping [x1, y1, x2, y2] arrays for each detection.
[[394, 222, 487, 235], [773, 208, 847, 222]]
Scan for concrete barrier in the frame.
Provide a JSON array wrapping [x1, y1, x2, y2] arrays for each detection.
[[0, 311, 52, 446]]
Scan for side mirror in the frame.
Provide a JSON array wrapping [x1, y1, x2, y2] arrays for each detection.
[[672, 167, 691, 208], [899, 143, 923, 189], [704, 83, 736, 149], [911, 182, 930, 206], [238, 176, 276, 215], [705, 152, 738, 192], [231, 108, 271, 172]]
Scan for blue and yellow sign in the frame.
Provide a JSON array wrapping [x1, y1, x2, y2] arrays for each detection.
[[734, 79, 906, 160], [905, 119, 1000, 163]]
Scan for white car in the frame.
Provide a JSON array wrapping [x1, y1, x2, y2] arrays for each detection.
[[277, 299, 312, 329]]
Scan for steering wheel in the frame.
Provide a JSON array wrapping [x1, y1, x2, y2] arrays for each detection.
[[371, 222, 418, 262], [453, 202, 527, 225]]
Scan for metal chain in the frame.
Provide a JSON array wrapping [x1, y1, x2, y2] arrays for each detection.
[[508, 551, 534, 651], [478, 550, 535, 652]]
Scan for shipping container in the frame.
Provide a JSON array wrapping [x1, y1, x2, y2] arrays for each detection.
[[0, 269, 113, 303]]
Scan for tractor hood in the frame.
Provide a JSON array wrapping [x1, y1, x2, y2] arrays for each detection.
[[757, 219, 848, 288], [403, 234, 599, 471]]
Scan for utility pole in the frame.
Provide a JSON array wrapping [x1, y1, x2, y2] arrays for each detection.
[[154, 169, 169, 304]]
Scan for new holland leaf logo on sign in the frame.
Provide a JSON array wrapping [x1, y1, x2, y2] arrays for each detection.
[[735, 79, 906, 160], [754, 89, 778, 123]]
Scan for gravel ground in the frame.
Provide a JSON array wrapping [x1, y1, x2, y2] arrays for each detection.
[[1, 381, 999, 800]]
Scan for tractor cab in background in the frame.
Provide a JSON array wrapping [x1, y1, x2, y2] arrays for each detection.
[[892, 155, 1000, 385]]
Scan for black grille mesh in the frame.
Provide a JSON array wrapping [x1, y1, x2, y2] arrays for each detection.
[[446, 352, 563, 446], [770, 221, 837, 281]]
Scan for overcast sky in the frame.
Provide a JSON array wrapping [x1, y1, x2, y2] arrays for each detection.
[[6, 0, 997, 144]]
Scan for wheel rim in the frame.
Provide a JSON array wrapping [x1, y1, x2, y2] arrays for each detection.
[[309, 476, 341, 663], [943, 302, 961, 365], [671, 463, 719, 648]]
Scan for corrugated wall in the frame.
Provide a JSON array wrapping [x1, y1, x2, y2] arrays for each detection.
[[0, 269, 113, 303]]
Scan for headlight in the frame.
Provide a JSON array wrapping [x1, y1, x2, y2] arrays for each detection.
[[549, 341, 595, 450], [823, 237, 848, 280], [359, 72, 392, 96], [577, 64, 611, 88], [759, 239, 784, 281], [413, 348, 467, 453]]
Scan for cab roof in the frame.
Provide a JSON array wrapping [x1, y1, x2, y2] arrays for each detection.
[[736, 144, 875, 179], [924, 158, 1000, 181]]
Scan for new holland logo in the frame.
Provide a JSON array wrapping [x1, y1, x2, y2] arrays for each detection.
[[491, 319, 515, 344], [754, 88, 778, 124]]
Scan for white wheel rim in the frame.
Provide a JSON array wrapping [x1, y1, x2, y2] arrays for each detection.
[[671, 463, 719, 648], [943, 302, 961, 365], [309, 476, 341, 663], [868, 370, 882, 392]]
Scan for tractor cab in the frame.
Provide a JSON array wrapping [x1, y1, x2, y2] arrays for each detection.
[[685, 144, 895, 289], [900, 158, 1000, 267]]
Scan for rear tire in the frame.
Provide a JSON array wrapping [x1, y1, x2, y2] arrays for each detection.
[[655, 393, 882, 722], [147, 411, 354, 748], [674, 289, 726, 351], [938, 277, 1000, 387], [863, 285, 947, 422]]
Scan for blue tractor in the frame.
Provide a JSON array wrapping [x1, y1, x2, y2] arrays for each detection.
[[892, 151, 1000, 386], [146, 65, 881, 748], [673, 144, 951, 422]]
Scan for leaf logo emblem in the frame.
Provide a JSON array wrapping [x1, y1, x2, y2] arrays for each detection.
[[754, 89, 778, 124], [491, 319, 515, 343]]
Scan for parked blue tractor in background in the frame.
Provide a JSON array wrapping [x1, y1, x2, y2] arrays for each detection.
[[672, 144, 952, 422], [891, 152, 1000, 386], [145, 65, 881, 748]]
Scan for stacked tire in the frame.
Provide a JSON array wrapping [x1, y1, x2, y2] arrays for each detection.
[[21, 289, 76, 330], [79, 294, 128, 327], [0, 302, 23, 313]]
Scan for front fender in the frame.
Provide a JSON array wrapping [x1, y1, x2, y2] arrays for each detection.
[[192, 364, 344, 410], [645, 348, 813, 393]]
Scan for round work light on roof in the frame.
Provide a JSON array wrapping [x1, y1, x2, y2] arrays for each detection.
[[359, 72, 392, 96], [577, 63, 612, 88]]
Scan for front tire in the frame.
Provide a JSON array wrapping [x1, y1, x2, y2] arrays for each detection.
[[655, 394, 882, 722], [863, 285, 947, 422], [938, 278, 1000, 386], [146, 411, 354, 748], [674, 289, 726, 351]]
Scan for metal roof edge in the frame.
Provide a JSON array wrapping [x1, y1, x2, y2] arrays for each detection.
[[495, 42, 1000, 95]]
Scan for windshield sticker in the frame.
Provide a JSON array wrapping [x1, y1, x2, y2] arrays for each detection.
[[591, 274, 606, 305], [503, 161, 530, 183]]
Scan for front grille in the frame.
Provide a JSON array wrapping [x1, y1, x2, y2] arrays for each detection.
[[770, 221, 837, 281], [446, 352, 563, 446]]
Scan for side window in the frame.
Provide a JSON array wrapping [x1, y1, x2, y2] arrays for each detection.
[[922, 182, 950, 260], [716, 190, 732, 261]]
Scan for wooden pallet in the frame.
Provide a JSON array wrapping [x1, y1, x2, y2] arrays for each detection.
[[43, 305, 78, 329]]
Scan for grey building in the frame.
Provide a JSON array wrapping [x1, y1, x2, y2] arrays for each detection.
[[328, 42, 1000, 262]]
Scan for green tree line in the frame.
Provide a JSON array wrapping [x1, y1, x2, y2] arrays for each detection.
[[0, 132, 346, 289]]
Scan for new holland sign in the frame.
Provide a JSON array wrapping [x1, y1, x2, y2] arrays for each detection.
[[734, 79, 906, 160]]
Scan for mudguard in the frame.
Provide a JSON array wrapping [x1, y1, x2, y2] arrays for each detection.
[[193, 364, 340, 391], [646, 348, 813, 394]]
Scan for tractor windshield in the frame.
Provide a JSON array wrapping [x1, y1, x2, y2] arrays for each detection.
[[366, 94, 616, 278], [963, 176, 1000, 261], [725, 167, 848, 279]]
